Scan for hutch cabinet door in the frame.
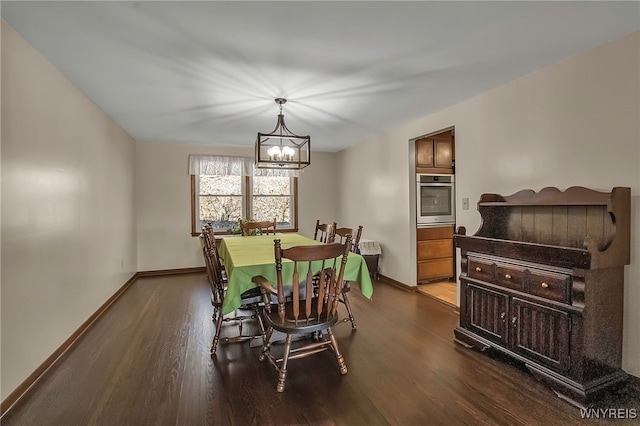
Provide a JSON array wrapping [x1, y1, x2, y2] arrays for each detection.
[[464, 282, 509, 346], [511, 297, 571, 373]]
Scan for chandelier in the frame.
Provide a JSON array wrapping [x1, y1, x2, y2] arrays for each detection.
[[255, 98, 310, 170]]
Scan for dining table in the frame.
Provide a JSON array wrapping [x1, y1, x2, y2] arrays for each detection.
[[217, 233, 374, 315]]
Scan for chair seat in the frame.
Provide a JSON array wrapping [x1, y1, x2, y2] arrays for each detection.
[[252, 280, 308, 307], [262, 298, 339, 335]]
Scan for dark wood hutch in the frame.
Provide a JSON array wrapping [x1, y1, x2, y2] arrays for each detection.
[[454, 186, 631, 407]]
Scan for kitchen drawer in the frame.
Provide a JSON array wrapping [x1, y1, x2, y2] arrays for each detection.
[[417, 239, 452, 260], [417, 226, 454, 241], [418, 258, 453, 281], [527, 269, 571, 304], [467, 257, 494, 283], [495, 263, 525, 291]]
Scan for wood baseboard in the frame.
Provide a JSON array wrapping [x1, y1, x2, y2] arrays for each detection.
[[137, 267, 206, 277], [378, 274, 416, 292], [1, 273, 138, 416]]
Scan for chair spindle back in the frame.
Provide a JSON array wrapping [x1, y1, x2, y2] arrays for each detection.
[[313, 220, 337, 243], [239, 219, 277, 236], [334, 225, 363, 253], [271, 235, 352, 325]]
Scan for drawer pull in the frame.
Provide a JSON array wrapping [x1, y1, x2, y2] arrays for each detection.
[[512, 317, 517, 327], [500, 312, 506, 320], [475, 267, 482, 272], [541, 282, 549, 288], [504, 274, 512, 280]]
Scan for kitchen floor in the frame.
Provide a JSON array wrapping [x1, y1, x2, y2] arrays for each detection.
[[417, 280, 457, 307]]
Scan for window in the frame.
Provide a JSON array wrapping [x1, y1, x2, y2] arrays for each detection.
[[190, 155, 297, 235], [197, 174, 244, 232], [252, 175, 293, 225]]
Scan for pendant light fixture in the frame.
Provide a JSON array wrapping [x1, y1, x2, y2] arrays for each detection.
[[255, 98, 310, 170]]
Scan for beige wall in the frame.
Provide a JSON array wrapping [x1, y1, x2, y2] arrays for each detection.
[[338, 31, 640, 376], [1, 22, 137, 400], [296, 151, 341, 238], [135, 141, 339, 271], [337, 131, 414, 278]]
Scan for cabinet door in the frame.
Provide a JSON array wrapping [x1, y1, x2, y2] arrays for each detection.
[[511, 298, 571, 372], [465, 282, 509, 346], [416, 131, 453, 171], [415, 138, 434, 168], [434, 139, 453, 169]]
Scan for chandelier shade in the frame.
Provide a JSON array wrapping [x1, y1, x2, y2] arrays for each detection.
[[255, 98, 310, 170]]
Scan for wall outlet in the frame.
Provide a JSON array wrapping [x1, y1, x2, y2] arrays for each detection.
[[462, 197, 469, 210]]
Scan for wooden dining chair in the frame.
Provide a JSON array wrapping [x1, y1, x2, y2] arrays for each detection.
[[333, 225, 363, 329], [313, 220, 336, 243], [252, 235, 353, 392], [334, 226, 363, 254], [201, 225, 264, 355], [239, 219, 276, 236], [200, 233, 224, 321]]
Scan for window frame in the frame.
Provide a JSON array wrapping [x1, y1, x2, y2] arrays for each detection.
[[191, 174, 298, 236]]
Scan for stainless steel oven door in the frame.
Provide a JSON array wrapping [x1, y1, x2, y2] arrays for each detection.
[[416, 175, 455, 225]]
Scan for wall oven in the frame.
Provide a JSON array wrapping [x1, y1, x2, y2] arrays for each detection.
[[416, 174, 455, 226]]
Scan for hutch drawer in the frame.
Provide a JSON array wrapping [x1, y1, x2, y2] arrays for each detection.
[[467, 257, 494, 282], [495, 263, 526, 292], [527, 269, 571, 304]]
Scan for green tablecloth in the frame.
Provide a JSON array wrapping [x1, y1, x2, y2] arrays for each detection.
[[218, 233, 373, 315]]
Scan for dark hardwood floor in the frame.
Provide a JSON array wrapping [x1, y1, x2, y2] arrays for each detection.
[[2, 273, 639, 425]]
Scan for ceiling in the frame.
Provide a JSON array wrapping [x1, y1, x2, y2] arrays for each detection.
[[2, 1, 639, 152]]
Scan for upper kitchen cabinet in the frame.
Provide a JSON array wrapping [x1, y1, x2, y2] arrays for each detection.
[[415, 130, 454, 174]]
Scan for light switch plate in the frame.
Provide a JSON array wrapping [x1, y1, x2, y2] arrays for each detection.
[[462, 197, 469, 210]]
